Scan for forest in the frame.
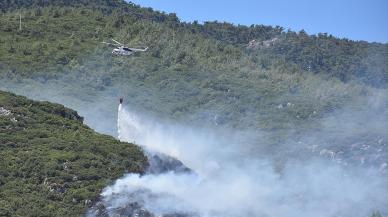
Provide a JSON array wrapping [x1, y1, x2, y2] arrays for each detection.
[[0, 1, 387, 216]]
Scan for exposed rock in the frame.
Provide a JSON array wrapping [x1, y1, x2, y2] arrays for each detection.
[[85, 199, 92, 207], [146, 152, 191, 174], [0, 107, 12, 116], [306, 144, 319, 153], [319, 149, 335, 159], [43, 177, 48, 186], [63, 161, 70, 171], [87, 151, 193, 217], [305, 136, 388, 172], [247, 37, 280, 49]]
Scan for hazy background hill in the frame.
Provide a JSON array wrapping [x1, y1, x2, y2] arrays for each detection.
[[0, 0, 387, 169]]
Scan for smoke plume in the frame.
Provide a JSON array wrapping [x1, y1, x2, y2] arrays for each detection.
[[96, 104, 388, 217]]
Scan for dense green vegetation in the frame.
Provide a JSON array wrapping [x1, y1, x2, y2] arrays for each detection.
[[1, 0, 387, 83], [1, 0, 387, 132], [0, 1, 387, 216], [0, 90, 147, 216]]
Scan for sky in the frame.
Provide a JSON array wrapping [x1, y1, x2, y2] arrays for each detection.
[[128, 0, 388, 43]]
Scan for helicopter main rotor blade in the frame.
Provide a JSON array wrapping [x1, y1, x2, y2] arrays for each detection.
[[128, 47, 148, 52], [111, 39, 124, 46], [101, 42, 117, 46]]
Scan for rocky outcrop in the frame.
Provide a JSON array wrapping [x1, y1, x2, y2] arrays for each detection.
[[247, 37, 280, 49], [87, 152, 193, 217]]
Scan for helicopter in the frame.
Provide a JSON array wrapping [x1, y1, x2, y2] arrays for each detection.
[[101, 39, 148, 56]]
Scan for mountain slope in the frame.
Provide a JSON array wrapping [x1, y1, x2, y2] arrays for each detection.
[[0, 2, 387, 216], [1, 2, 387, 132], [1, 0, 387, 85], [0, 1, 387, 156], [0, 90, 147, 216]]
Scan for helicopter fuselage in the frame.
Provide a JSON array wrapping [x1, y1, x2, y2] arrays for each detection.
[[102, 39, 147, 56], [112, 46, 133, 56]]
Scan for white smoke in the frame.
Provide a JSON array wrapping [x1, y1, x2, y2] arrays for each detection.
[[100, 105, 388, 217]]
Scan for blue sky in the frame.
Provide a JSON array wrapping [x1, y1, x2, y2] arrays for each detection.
[[128, 0, 388, 43]]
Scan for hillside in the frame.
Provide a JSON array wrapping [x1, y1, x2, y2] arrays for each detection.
[[0, 0, 387, 159], [1, 0, 387, 132], [0, 1, 388, 216], [0, 90, 147, 216], [1, 1, 388, 83]]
